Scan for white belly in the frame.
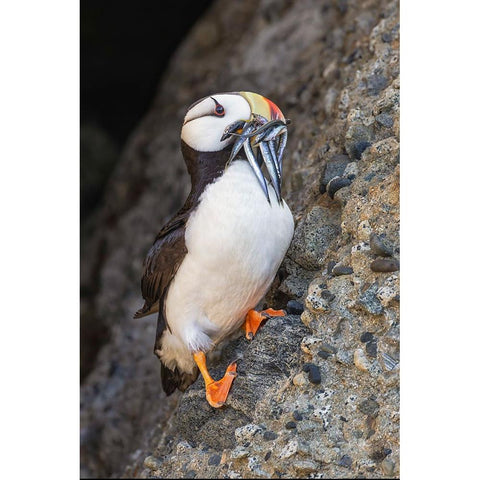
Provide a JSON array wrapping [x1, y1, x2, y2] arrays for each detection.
[[160, 160, 294, 372]]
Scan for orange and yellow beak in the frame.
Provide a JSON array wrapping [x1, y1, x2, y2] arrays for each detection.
[[221, 91, 288, 204], [239, 91, 285, 122]]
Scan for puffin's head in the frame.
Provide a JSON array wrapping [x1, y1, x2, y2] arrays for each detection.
[[181, 92, 288, 203]]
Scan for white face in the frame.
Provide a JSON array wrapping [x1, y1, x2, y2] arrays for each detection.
[[181, 93, 251, 152]]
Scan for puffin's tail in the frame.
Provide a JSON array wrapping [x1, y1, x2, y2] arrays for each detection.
[[133, 301, 159, 319], [133, 306, 149, 319], [161, 362, 199, 395]]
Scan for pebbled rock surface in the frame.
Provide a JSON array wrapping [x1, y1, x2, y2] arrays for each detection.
[[172, 316, 309, 452], [81, 0, 400, 478]]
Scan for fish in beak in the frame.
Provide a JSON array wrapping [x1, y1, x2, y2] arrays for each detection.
[[221, 92, 289, 204]]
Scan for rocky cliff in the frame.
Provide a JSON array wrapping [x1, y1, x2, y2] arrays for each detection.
[[80, 0, 400, 478]]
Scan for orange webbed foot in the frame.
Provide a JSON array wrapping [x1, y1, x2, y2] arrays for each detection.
[[243, 308, 286, 340], [193, 352, 237, 408], [205, 361, 237, 408]]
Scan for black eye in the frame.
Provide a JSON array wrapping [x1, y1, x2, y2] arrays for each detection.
[[214, 104, 225, 116]]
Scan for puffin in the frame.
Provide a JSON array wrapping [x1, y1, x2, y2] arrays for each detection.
[[135, 92, 294, 408]]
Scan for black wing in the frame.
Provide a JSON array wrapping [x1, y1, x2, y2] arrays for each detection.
[[134, 216, 187, 321], [134, 180, 203, 321], [135, 211, 199, 395]]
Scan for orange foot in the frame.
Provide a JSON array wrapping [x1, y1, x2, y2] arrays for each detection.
[[243, 308, 286, 340], [193, 352, 237, 408], [205, 362, 237, 408]]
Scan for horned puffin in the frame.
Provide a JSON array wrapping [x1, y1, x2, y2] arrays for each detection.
[[135, 92, 294, 408]]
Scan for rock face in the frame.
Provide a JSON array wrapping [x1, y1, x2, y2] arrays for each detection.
[[80, 0, 400, 478]]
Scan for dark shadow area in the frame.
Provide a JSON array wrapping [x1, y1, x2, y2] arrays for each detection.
[[80, 0, 213, 382], [80, 0, 213, 220]]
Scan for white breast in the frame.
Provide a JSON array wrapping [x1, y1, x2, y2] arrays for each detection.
[[159, 160, 294, 372]]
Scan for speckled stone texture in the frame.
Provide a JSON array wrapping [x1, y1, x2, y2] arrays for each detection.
[[80, 0, 399, 478]]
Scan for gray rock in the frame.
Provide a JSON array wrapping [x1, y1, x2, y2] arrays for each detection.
[[326, 176, 353, 199], [263, 431, 278, 441], [371, 257, 400, 272], [375, 113, 394, 128], [381, 32, 393, 43], [319, 343, 338, 355], [318, 350, 332, 360], [172, 316, 308, 450], [320, 289, 335, 302], [144, 456, 162, 471], [320, 154, 350, 194], [345, 124, 373, 160], [80, 0, 400, 477], [338, 454, 353, 468], [350, 141, 372, 160], [358, 284, 384, 315], [327, 260, 337, 274], [360, 332, 374, 343], [369, 233, 394, 257], [354, 348, 371, 372], [208, 454, 221, 466], [367, 74, 389, 96], [288, 206, 341, 270], [382, 352, 399, 371], [358, 398, 380, 417], [286, 299, 304, 315], [381, 458, 395, 476], [307, 365, 322, 385], [293, 410, 303, 421], [365, 340, 378, 358], [332, 264, 354, 276]]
